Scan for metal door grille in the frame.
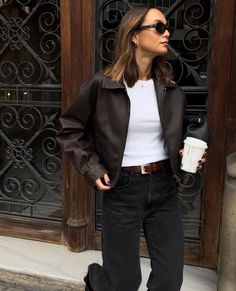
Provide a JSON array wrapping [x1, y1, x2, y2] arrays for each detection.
[[0, 0, 62, 221]]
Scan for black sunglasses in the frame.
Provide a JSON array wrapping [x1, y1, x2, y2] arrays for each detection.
[[138, 22, 173, 35]]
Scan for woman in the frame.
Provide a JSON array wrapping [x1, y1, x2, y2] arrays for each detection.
[[57, 5, 186, 291]]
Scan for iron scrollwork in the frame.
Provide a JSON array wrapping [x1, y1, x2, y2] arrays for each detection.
[[0, 0, 62, 220], [0, 105, 61, 211], [0, 0, 60, 85], [96, 0, 211, 87], [1, 17, 30, 50]]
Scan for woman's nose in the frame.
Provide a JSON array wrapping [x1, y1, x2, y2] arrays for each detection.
[[164, 29, 170, 38]]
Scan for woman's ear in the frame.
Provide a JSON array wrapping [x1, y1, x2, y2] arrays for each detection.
[[132, 33, 139, 47]]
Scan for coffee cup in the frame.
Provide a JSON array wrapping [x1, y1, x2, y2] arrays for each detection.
[[181, 137, 208, 173]]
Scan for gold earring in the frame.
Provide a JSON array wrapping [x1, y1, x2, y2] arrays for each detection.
[[134, 42, 139, 47]]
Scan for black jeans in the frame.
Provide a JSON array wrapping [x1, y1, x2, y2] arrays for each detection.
[[87, 161, 184, 291]]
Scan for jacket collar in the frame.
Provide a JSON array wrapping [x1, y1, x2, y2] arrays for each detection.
[[101, 74, 177, 89], [102, 77, 125, 89], [153, 77, 177, 88]]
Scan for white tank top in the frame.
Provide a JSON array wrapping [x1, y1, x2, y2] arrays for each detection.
[[122, 79, 168, 166]]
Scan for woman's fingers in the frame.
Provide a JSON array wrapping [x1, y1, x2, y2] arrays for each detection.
[[200, 157, 207, 164], [198, 152, 207, 164], [179, 148, 207, 170], [95, 173, 111, 191], [198, 152, 207, 169], [103, 173, 111, 186], [179, 149, 184, 156], [95, 178, 111, 190]]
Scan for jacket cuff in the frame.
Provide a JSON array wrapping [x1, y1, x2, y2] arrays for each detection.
[[85, 164, 108, 186]]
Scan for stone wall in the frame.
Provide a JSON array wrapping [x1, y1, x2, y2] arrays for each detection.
[[218, 152, 236, 291]]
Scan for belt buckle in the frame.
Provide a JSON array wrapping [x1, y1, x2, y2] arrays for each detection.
[[141, 163, 150, 174]]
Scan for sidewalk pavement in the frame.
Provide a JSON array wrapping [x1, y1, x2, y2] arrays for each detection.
[[0, 235, 217, 290]]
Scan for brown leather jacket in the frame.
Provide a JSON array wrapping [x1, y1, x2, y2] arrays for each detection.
[[57, 71, 186, 187]]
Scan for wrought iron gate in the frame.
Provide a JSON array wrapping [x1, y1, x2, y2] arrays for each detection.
[[95, 0, 212, 250], [0, 0, 62, 221]]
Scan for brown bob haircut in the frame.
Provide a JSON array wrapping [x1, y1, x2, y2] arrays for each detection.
[[104, 5, 172, 87]]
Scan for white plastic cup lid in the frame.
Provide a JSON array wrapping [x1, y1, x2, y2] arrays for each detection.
[[184, 137, 208, 149]]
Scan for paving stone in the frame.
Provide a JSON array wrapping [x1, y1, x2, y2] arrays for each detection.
[[0, 269, 84, 291]]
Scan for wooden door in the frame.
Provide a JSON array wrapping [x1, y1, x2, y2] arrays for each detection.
[[11, 0, 232, 269], [1, 0, 234, 269], [59, 0, 235, 268]]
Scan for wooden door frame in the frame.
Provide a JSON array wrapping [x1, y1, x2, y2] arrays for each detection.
[[0, 215, 62, 243], [200, 0, 236, 268], [60, 0, 95, 251], [60, 0, 236, 268], [226, 4, 236, 156]]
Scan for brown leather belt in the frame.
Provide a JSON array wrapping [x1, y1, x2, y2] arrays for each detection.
[[121, 161, 164, 174]]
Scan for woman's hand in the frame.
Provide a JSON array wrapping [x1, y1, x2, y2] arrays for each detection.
[[179, 149, 207, 170], [95, 173, 111, 191]]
